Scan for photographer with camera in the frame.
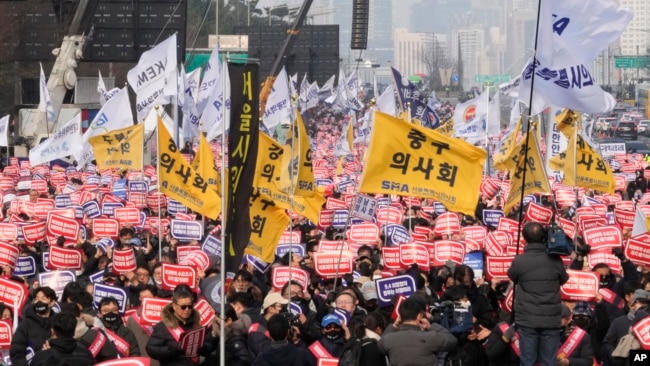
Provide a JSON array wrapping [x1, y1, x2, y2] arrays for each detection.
[[248, 292, 299, 360], [252, 314, 316, 366], [507, 222, 570, 366]]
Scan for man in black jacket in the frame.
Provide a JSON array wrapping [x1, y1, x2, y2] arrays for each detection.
[[507, 222, 569, 366], [30, 312, 95, 366], [252, 314, 316, 366], [10, 287, 58, 366]]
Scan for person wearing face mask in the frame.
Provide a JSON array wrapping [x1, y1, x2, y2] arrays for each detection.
[[97, 297, 140, 357], [9, 287, 58, 366], [313, 314, 349, 358], [603, 289, 650, 366], [247, 292, 291, 360], [557, 303, 594, 366], [281, 281, 321, 345], [29, 312, 95, 366], [58, 301, 118, 363]]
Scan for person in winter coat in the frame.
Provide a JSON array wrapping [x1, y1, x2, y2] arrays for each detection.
[[484, 321, 520, 366], [507, 222, 569, 366], [146, 289, 216, 366], [206, 304, 251, 366], [558, 302, 594, 366], [125, 284, 159, 366], [9, 287, 58, 366], [603, 289, 650, 366], [29, 312, 95, 366], [97, 297, 140, 357], [378, 298, 458, 366], [252, 314, 316, 366], [347, 311, 388, 366], [316, 314, 347, 358], [247, 292, 290, 360]]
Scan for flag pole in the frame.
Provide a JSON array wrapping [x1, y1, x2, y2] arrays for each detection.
[[511, 0, 543, 325], [154, 109, 163, 263], [219, 52, 227, 366]]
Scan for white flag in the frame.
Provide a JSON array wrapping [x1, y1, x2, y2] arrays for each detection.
[[453, 91, 489, 137], [289, 73, 299, 98], [186, 68, 202, 104], [346, 70, 363, 110], [29, 114, 83, 166], [38, 64, 56, 124], [0, 115, 9, 147], [334, 118, 353, 157], [197, 46, 221, 114], [201, 63, 231, 141], [178, 66, 201, 141], [354, 110, 373, 144], [545, 107, 568, 182], [127, 34, 177, 120], [78, 88, 134, 167], [486, 92, 501, 137], [318, 74, 335, 101], [632, 206, 649, 237], [97, 71, 120, 106], [263, 67, 292, 131], [300, 76, 319, 112], [376, 85, 396, 116]]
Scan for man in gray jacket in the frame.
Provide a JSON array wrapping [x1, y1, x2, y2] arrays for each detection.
[[378, 297, 457, 366], [508, 222, 570, 366]]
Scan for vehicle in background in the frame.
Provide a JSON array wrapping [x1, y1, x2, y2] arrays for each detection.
[[625, 140, 650, 156], [596, 117, 616, 133], [609, 120, 638, 140], [639, 120, 650, 136]]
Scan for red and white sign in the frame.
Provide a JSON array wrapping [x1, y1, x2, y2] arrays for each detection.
[[113, 208, 141, 226], [319, 209, 335, 227], [271, 266, 310, 291], [484, 230, 511, 256], [591, 204, 608, 217], [93, 218, 120, 238], [430, 240, 464, 266], [33, 201, 55, 220], [497, 217, 520, 235], [179, 250, 211, 271], [161, 263, 197, 290], [178, 326, 205, 357], [0, 223, 17, 241], [579, 217, 609, 233], [376, 206, 403, 225], [176, 245, 201, 264], [47, 214, 80, 241], [112, 249, 137, 274], [525, 203, 553, 224], [614, 175, 627, 191], [22, 221, 47, 245], [0, 242, 19, 269], [463, 238, 482, 253], [434, 212, 461, 235], [348, 223, 380, 242], [48, 246, 83, 270], [326, 197, 348, 210], [141, 298, 172, 324], [555, 190, 577, 207], [0, 277, 27, 313], [561, 270, 599, 301], [480, 177, 501, 199], [615, 200, 635, 212], [313, 252, 353, 278], [485, 256, 514, 280], [194, 297, 216, 328], [558, 217, 577, 240], [399, 243, 429, 268], [382, 247, 402, 270], [625, 237, 650, 266], [278, 230, 301, 244], [587, 251, 622, 274], [582, 226, 622, 251], [614, 208, 635, 229], [462, 226, 487, 243], [318, 240, 347, 252], [96, 358, 152, 366], [631, 316, 650, 350], [0, 319, 12, 349]]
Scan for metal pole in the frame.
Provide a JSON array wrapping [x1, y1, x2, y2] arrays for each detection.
[[219, 57, 227, 366]]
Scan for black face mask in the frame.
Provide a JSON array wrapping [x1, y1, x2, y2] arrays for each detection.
[[103, 312, 120, 326], [572, 317, 590, 330], [33, 301, 49, 315], [600, 276, 610, 288], [324, 330, 342, 341]]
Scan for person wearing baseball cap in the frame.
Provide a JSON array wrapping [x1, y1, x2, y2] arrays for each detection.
[[248, 292, 289, 360], [603, 289, 650, 365], [557, 302, 594, 366], [317, 314, 346, 358]]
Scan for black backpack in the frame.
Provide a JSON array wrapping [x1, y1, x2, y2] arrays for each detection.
[[338, 337, 377, 366]]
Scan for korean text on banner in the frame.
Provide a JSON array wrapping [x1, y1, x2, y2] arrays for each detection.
[[224, 62, 259, 273], [359, 111, 486, 215], [89, 124, 144, 170], [278, 113, 316, 197], [551, 133, 615, 193], [191, 133, 220, 195], [157, 117, 221, 219], [243, 188, 290, 263], [29, 114, 84, 166]]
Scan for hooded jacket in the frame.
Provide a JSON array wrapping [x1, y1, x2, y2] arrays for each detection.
[[146, 303, 215, 366], [252, 340, 316, 366], [9, 304, 53, 366], [29, 336, 95, 366]]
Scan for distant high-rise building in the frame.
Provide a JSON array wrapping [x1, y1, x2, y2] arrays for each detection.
[[393, 28, 434, 78], [367, 0, 393, 66]]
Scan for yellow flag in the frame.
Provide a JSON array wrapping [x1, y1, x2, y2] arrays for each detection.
[[89, 124, 144, 170], [255, 131, 324, 223], [157, 117, 221, 219], [435, 119, 455, 137], [360, 111, 486, 215], [347, 119, 354, 150], [244, 188, 290, 263], [554, 109, 578, 138], [493, 118, 522, 171], [503, 131, 552, 215], [191, 133, 221, 195], [279, 113, 315, 197], [562, 133, 615, 193]]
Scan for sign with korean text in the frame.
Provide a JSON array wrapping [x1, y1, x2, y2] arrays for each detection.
[[313, 251, 353, 278], [0, 278, 27, 312], [271, 266, 310, 292], [430, 240, 465, 266], [486, 256, 514, 280], [89, 124, 144, 170], [582, 226, 622, 251], [161, 263, 197, 290], [141, 298, 172, 325], [39, 270, 76, 297], [375, 274, 416, 307], [93, 218, 120, 238], [170, 219, 204, 241], [561, 270, 599, 301], [112, 249, 137, 274], [48, 246, 83, 270], [93, 284, 127, 314]]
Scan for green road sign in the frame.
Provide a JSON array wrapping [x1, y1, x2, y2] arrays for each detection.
[[615, 56, 650, 69], [475, 75, 510, 83]]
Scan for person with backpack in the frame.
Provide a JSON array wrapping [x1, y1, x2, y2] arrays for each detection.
[[339, 312, 388, 366]]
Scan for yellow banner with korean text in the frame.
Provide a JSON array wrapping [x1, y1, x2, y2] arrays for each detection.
[[157, 117, 221, 219], [550, 133, 614, 193], [255, 131, 325, 223], [504, 131, 552, 215], [359, 111, 486, 215], [493, 118, 522, 172], [89, 124, 144, 170], [191, 133, 221, 195], [554, 109, 577, 138], [243, 188, 290, 263], [279, 113, 316, 197]]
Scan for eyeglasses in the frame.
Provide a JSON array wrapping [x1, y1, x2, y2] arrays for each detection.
[[176, 304, 193, 310], [336, 300, 353, 306]]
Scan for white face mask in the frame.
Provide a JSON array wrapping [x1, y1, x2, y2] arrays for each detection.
[[459, 300, 471, 309]]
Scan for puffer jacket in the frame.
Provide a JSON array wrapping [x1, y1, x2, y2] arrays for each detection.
[[29, 336, 95, 366], [146, 303, 216, 366], [378, 323, 457, 366], [9, 305, 53, 366], [507, 242, 569, 328]]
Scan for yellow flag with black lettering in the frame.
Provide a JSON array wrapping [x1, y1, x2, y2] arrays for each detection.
[[244, 188, 290, 263], [89, 124, 144, 170], [555, 109, 578, 138], [191, 133, 221, 195], [279, 113, 315, 197], [504, 131, 552, 215], [562, 133, 615, 193], [255, 131, 325, 223], [360, 111, 486, 215], [493, 118, 522, 172], [435, 119, 454, 137], [157, 117, 221, 218]]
